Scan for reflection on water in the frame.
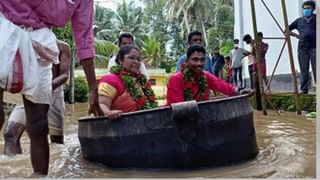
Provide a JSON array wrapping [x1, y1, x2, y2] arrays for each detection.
[[0, 103, 316, 178]]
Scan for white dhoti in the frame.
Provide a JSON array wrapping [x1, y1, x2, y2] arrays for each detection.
[[0, 12, 59, 105], [6, 86, 65, 136], [6, 105, 26, 125]]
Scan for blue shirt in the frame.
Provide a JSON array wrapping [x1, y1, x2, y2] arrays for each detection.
[[176, 54, 213, 74], [289, 14, 316, 50]]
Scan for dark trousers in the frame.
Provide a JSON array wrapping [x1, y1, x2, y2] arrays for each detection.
[[226, 76, 232, 83], [248, 64, 254, 89], [213, 69, 219, 77], [298, 48, 316, 93], [213, 66, 223, 79], [233, 67, 243, 87]]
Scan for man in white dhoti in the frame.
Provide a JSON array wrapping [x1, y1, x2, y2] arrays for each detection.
[[0, 0, 103, 175], [4, 40, 71, 155]]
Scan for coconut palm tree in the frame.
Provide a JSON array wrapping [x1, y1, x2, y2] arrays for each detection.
[[94, 39, 118, 68], [166, 0, 191, 37], [141, 37, 165, 68], [166, 0, 216, 45], [112, 0, 146, 46], [142, 0, 170, 40], [185, 0, 216, 45], [94, 4, 118, 42], [94, 1, 146, 47], [94, 4, 114, 36], [213, 4, 234, 45]]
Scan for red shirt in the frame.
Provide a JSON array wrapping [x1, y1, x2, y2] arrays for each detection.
[[166, 71, 236, 105]]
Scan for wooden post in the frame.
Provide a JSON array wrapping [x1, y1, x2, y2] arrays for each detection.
[[250, 0, 267, 115], [68, 53, 75, 104], [254, 75, 263, 110], [280, 0, 301, 114]]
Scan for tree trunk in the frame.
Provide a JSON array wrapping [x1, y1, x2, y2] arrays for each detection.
[[182, 8, 190, 35], [200, 18, 208, 46]]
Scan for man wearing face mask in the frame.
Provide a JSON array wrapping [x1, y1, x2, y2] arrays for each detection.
[[289, 0, 316, 94]]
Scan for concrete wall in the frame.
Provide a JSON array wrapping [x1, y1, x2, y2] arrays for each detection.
[[243, 73, 316, 93], [234, 0, 305, 78]]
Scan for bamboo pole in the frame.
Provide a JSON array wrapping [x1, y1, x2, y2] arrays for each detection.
[[68, 52, 75, 104], [250, 0, 267, 115], [280, 0, 301, 114]]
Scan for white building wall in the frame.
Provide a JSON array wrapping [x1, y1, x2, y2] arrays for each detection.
[[234, 0, 306, 77]]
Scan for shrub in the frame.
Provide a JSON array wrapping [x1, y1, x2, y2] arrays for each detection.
[[74, 77, 89, 102], [261, 94, 316, 112], [64, 76, 88, 103]]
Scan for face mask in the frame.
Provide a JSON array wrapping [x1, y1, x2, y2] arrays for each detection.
[[303, 9, 313, 17], [234, 44, 239, 48]]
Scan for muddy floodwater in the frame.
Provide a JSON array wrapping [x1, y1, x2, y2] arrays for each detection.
[[0, 103, 316, 178]]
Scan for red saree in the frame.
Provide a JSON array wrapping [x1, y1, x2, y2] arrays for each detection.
[[98, 74, 139, 112]]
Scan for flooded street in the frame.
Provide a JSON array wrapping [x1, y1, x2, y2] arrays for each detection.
[[0, 103, 316, 178]]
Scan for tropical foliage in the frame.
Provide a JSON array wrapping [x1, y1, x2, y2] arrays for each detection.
[[53, 0, 235, 73], [63, 77, 88, 102], [94, 39, 118, 68], [166, 0, 216, 45], [52, 0, 235, 102], [95, 0, 146, 46], [141, 37, 165, 67], [94, 0, 234, 69], [53, 24, 74, 50], [94, 4, 115, 38]]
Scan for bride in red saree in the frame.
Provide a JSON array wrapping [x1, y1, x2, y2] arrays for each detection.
[[98, 45, 158, 120]]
